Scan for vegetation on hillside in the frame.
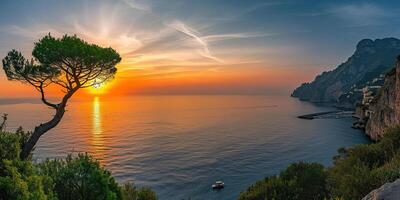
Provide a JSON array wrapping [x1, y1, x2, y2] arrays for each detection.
[[0, 121, 157, 200], [238, 126, 400, 200], [238, 162, 328, 200]]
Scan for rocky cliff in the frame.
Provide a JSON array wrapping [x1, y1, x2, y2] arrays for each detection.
[[364, 57, 400, 140], [362, 178, 400, 200], [292, 38, 400, 108]]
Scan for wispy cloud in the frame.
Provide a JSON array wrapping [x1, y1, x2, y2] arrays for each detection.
[[213, 1, 290, 23], [331, 3, 391, 26], [242, 1, 289, 14], [301, 3, 392, 27], [169, 20, 223, 62], [0, 1, 279, 80], [203, 33, 277, 42], [120, 0, 151, 12]]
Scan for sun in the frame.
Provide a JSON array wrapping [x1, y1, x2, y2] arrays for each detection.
[[88, 82, 107, 95], [93, 82, 101, 89]]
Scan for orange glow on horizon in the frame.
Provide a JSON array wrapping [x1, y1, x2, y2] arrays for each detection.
[[0, 64, 322, 98], [0, 1, 331, 99]]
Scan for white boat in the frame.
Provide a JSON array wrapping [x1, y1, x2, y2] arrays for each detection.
[[212, 181, 224, 189]]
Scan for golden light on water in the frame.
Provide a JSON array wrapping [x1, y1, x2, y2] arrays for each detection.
[[91, 96, 105, 161], [92, 96, 102, 134]]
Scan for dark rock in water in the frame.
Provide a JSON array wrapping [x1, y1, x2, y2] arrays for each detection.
[[351, 121, 365, 130], [292, 38, 400, 109]]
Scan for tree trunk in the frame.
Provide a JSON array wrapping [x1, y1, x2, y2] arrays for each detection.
[[20, 90, 76, 160]]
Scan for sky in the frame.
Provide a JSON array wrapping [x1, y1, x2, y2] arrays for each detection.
[[0, 0, 400, 97]]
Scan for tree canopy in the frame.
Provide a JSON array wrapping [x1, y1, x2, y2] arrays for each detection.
[[2, 34, 121, 159], [3, 34, 120, 107]]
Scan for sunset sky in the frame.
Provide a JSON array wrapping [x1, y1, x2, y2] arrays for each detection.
[[1, 0, 400, 97]]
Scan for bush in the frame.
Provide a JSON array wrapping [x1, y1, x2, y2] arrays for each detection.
[[37, 153, 122, 200], [238, 176, 292, 200], [0, 127, 30, 161], [0, 130, 55, 200], [239, 126, 400, 200], [238, 162, 328, 200], [327, 126, 400, 199], [121, 182, 158, 200]]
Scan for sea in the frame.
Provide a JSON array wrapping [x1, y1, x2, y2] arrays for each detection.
[[0, 95, 370, 200]]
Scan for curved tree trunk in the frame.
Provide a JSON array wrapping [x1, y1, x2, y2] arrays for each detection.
[[20, 90, 76, 160], [20, 105, 66, 159]]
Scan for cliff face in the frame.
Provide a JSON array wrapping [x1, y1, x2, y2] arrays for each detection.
[[365, 58, 400, 140], [362, 178, 400, 200], [292, 38, 400, 107]]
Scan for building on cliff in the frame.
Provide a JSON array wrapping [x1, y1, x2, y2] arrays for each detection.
[[362, 86, 381, 106], [356, 56, 400, 141]]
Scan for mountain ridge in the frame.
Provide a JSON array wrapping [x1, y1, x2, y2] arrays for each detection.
[[292, 38, 400, 108]]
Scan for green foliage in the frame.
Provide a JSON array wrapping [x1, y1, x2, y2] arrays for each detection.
[[2, 34, 122, 159], [239, 126, 400, 200], [37, 153, 122, 200], [33, 34, 120, 69], [3, 34, 120, 89], [121, 182, 158, 200], [0, 113, 7, 131], [238, 162, 328, 200], [328, 159, 379, 200], [281, 162, 328, 199], [2, 49, 60, 83], [0, 126, 157, 200], [328, 126, 400, 199], [238, 176, 291, 200], [0, 130, 55, 200]]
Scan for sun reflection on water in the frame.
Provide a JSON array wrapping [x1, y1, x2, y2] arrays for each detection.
[[91, 96, 105, 162]]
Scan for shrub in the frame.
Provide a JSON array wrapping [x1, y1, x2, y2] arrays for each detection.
[[0, 130, 55, 200], [239, 126, 400, 200], [238, 162, 328, 200], [328, 159, 379, 200], [121, 182, 158, 200], [327, 126, 400, 199], [37, 153, 122, 200], [238, 176, 292, 200]]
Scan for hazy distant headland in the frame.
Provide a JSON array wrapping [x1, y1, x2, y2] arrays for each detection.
[[292, 38, 400, 109]]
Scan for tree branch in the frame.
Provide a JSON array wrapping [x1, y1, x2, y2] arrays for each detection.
[[38, 83, 58, 109]]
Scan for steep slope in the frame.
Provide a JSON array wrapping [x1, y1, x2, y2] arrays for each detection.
[[365, 57, 400, 140], [292, 38, 400, 107]]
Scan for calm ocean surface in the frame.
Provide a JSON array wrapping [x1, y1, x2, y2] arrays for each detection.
[[0, 95, 370, 200]]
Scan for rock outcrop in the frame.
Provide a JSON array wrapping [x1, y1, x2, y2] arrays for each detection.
[[292, 38, 400, 108], [362, 178, 400, 200], [364, 57, 400, 140]]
